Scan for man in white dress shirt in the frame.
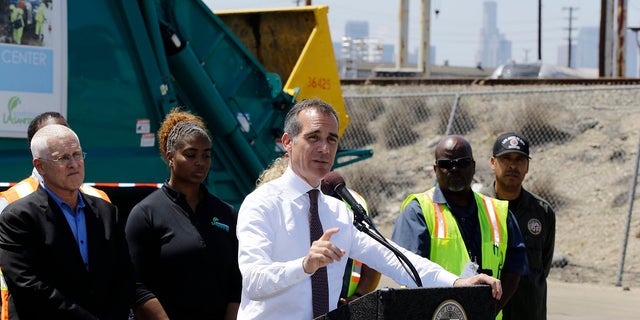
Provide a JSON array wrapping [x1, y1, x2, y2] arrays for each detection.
[[236, 99, 503, 320]]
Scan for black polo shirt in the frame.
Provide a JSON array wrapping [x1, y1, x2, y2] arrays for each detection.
[[126, 183, 241, 320]]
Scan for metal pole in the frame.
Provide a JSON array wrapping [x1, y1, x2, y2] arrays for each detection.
[[397, 0, 409, 69], [615, 129, 640, 286], [444, 94, 461, 135], [418, 0, 431, 77], [568, 8, 573, 67], [600, 0, 614, 77], [616, 0, 627, 77], [538, 0, 542, 61]]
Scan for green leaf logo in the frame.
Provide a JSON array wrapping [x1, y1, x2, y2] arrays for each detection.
[[7, 96, 20, 112], [3, 96, 31, 125], [211, 216, 230, 232]]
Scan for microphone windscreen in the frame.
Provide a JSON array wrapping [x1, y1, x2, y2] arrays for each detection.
[[321, 171, 345, 195]]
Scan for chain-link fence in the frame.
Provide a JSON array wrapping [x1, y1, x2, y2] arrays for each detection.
[[338, 85, 640, 287]]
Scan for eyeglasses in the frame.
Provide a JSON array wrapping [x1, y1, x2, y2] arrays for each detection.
[[42, 151, 86, 165], [435, 157, 474, 169]]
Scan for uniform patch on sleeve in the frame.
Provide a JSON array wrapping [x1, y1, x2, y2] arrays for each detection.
[[527, 218, 542, 235]]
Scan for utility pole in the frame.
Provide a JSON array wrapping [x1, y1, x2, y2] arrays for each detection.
[[600, 0, 614, 77], [616, 0, 627, 77], [524, 49, 530, 63], [538, 0, 542, 61], [397, 0, 409, 69], [417, 0, 431, 77], [563, 7, 577, 68]]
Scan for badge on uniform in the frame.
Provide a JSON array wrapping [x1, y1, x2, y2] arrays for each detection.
[[528, 218, 542, 235]]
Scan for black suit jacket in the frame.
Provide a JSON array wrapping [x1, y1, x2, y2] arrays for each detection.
[[0, 187, 133, 320]]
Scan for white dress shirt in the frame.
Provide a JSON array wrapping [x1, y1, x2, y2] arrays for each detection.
[[236, 167, 460, 320]]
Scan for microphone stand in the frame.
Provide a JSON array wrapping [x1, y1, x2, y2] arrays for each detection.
[[352, 211, 423, 288]]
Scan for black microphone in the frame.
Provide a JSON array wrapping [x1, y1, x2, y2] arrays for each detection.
[[322, 172, 422, 287], [322, 172, 368, 225]]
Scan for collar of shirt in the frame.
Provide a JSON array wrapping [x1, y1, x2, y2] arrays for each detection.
[[432, 184, 448, 204], [42, 184, 89, 269], [433, 184, 477, 219], [162, 180, 210, 201], [42, 184, 86, 214], [279, 166, 321, 202], [161, 181, 218, 219]]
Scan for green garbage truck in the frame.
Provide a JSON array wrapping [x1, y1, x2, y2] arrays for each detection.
[[0, 0, 369, 212]]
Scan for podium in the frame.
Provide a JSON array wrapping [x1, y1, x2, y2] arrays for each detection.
[[315, 285, 496, 320]]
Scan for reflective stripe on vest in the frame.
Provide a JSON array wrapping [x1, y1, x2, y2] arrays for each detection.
[[0, 175, 111, 320], [0, 176, 40, 204], [0, 176, 111, 204], [0, 177, 41, 320], [481, 194, 502, 247], [343, 190, 368, 297], [79, 185, 111, 202], [0, 269, 6, 320], [347, 260, 363, 297], [400, 188, 508, 278]]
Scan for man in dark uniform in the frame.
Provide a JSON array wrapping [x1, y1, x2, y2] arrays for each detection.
[[484, 132, 556, 320]]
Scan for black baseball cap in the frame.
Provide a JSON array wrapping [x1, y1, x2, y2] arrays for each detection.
[[493, 132, 531, 158]]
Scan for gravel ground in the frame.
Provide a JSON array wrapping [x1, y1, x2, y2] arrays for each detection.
[[341, 84, 640, 289]]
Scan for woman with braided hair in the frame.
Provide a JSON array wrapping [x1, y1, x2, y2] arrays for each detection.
[[126, 108, 241, 320]]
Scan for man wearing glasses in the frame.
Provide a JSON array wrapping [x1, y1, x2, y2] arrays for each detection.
[[0, 124, 133, 319], [0, 112, 112, 319], [392, 135, 528, 319], [0, 112, 110, 213]]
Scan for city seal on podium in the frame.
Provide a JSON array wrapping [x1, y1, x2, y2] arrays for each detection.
[[432, 299, 467, 320]]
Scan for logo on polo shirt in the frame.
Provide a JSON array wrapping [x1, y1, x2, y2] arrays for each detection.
[[211, 217, 230, 232]]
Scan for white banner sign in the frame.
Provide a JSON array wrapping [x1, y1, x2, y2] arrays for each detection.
[[0, 0, 67, 138]]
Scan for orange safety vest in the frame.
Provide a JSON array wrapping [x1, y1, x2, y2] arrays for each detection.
[[0, 175, 111, 320], [343, 190, 369, 298], [0, 176, 111, 205]]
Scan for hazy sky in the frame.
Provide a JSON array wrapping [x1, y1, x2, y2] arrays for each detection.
[[203, 0, 640, 67]]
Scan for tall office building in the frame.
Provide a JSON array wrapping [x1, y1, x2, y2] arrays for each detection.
[[408, 47, 436, 65], [476, 1, 512, 68], [381, 44, 395, 63], [574, 27, 598, 68], [572, 27, 637, 76], [625, 30, 638, 77], [340, 20, 394, 77], [345, 21, 369, 39]]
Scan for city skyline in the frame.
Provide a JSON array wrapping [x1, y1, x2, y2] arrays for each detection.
[[205, 0, 640, 68]]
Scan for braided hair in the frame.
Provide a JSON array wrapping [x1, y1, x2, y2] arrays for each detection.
[[157, 108, 209, 163]]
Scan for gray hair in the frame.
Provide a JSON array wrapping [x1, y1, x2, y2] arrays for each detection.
[[30, 124, 80, 159], [165, 121, 211, 155], [283, 99, 339, 140]]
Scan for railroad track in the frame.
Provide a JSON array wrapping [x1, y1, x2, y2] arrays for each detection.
[[340, 78, 640, 86]]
